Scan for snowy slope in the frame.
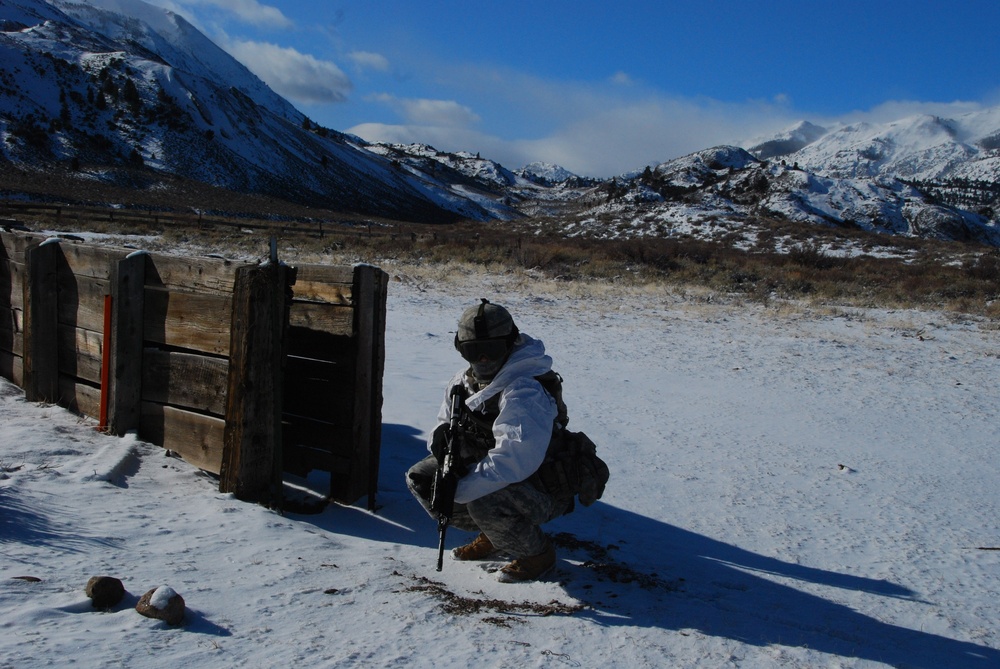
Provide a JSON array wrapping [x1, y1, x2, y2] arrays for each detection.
[[50, 0, 300, 124], [2, 237, 1000, 668], [574, 146, 1000, 246], [2, 0, 998, 242], [517, 162, 579, 185], [0, 0, 499, 222], [749, 110, 1000, 182]]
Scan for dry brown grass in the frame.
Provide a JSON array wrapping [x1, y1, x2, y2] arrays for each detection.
[[5, 188, 999, 319], [288, 225, 1000, 319]]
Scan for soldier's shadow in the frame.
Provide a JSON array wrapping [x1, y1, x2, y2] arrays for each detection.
[[308, 424, 1000, 669], [547, 502, 998, 669]]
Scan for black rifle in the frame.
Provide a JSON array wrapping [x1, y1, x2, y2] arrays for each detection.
[[430, 384, 466, 571]]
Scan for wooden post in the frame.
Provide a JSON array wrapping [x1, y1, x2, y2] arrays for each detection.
[[219, 260, 292, 506], [99, 294, 112, 428], [108, 252, 146, 435], [23, 239, 60, 403], [340, 264, 387, 509], [366, 266, 387, 510]]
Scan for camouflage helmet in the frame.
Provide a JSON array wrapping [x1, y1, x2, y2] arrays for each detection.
[[453, 299, 519, 377], [456, 298, 517, 342]]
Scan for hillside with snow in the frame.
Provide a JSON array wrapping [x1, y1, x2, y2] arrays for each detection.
[[0, 0, 506, 222], [1, 0, 999, 247], [561, 145, 1000, 247], [749, 110, 1000, 182]]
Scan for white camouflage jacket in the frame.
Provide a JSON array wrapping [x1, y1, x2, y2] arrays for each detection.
[[428, 334, 558, 504]]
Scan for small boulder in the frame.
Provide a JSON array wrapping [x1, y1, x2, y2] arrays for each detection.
[[86, 576, 125, 609], [136, 586, 185, 625]]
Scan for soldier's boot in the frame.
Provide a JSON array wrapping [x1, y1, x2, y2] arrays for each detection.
[[496, 541, 556, 583], [452, 532, 496, 561]]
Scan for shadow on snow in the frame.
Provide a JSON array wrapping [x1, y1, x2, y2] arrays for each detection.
[[295, 424, 999, 668]]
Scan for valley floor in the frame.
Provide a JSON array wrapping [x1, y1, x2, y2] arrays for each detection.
[[2, 257, 999, 668]]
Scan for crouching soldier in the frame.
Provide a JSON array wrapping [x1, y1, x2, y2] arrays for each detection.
[[406, 299, 574, 582]]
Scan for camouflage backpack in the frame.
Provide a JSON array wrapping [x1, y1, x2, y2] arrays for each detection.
[[532, 372, 609, 507], [461, 370, 609, 506]]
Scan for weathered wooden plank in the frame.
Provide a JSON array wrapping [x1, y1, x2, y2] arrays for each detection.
[[0, 349, 23, 386], [140, 401, 226, 474], [282, 413, 353, 475], [286, 328, 353, 362], [109, 252, 146, 436], [145, 253, 246, 295], [23, 240, 60, 402], [57, 242, 120, 280], [0, 231, 48, 263], [143, 287, 232, 355], [336, 264, 387, 506], [0, 235, 20, 365], [293, 264, 355, 286], [291, 281, 352, 305], [295, 280, 352, 306], [58, 374, 101, 419], [289, 301, 354, 336], [141, 348, 228, 416], [0, 260, 24, 310], [283, 441, 352, 477], [282, 415, 354, 449], [56, 324, 102, 384], [366, 266, 388, 507], [291, 264, 353, 304], [283, 355, 354, 420], [0, 305, 22, 357], [5, 230, 389, 506], [56, 274, 109, 333], [0, 231, 17, 265], [0, 232, 24, 307], [220, 262, 291, 503]]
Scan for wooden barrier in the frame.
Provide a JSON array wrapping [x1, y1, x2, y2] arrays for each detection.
[[0, 229, 386, 509]]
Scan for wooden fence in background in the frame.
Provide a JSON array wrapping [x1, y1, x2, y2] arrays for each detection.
[[0, 228, 387, 509], [0, 200, 363, 238]]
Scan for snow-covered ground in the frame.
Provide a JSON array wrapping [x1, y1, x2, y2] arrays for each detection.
[[2, 268, 999, 668]]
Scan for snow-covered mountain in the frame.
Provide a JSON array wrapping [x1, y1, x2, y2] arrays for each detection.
[[0, 0, 507, 222], [747, 111, 1000, 183], [745, 121, 829, 161], [1, 0, 998, 246], [517, 162, 581, 185], [576, 145, 1000, 246]]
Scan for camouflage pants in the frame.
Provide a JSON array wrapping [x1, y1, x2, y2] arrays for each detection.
[[406, 454, 571, 558]]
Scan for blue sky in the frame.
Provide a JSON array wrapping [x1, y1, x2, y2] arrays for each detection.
[[137, 0, 999, 176]]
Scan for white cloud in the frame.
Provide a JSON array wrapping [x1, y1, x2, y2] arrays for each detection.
[[610, 71, 633, 86], [223, 39, 351, 104], [503, 98, 797, 176], [349, 89, 998, 177], [348, 51, 390, 73], [179, 0, 292, 28], [367, 94, 480, 128], [359, 63, 800, 175], [350, 85, 802, 176], [835, 99, 986, 125]]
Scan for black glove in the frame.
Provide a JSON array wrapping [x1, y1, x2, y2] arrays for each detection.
[[430, 423, 450, 462]]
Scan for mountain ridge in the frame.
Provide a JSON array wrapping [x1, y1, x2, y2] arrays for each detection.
[[1, 0, 998, 246], [1, 0, 503, 223], [746, 110, 1000, 183]]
